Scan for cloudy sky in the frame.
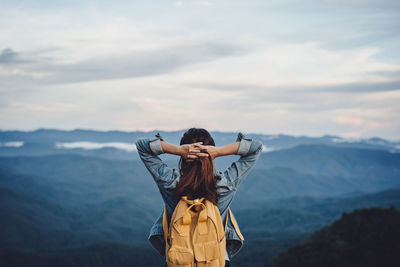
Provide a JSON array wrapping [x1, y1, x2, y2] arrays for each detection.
[[1, 0, 399, 140]]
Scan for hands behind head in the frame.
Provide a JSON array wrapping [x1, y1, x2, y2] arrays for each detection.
[[179, 142, 208, 162], [179, 142, 218, 162]]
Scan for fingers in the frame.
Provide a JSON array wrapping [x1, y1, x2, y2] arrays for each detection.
[[192, 144, 206, 150], [188, 150, 205, 157], [185, 142, 209, 163], [187, 154, 208, 159], [189, 142, 206, 153], [186, 152, 210, 161], [191, 142, 203, 147], [192, 142, 203, 147]]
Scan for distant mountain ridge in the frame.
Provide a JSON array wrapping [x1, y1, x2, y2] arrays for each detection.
[[231, 144, 400, 204], [1, 128, 399, 160], [1, 143, 400, 206]]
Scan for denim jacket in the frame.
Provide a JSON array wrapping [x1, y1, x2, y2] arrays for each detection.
[[135, 132, 263, 259]]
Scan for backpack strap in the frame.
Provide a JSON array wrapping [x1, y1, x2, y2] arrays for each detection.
[[162, 205, 168, 245], [224, 208, 229, 232], [181, 196, 208, 235], [225, 208, 244, 241]]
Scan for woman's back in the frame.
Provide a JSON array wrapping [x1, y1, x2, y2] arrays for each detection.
[[135, 129, 263, 261]]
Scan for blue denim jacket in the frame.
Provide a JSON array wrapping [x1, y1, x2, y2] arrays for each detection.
[[135, 132, 263, 259]]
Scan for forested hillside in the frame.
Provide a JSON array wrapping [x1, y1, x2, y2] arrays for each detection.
[[270, 207, 400, 267]]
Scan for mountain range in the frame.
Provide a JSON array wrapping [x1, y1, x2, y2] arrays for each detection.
[[0, 129, 399, 266]]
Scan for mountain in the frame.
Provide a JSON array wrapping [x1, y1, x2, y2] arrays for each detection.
[[2, 143, 400, 207], [236, 189, 400, 238], [270, 207, 400, 267], [1, 129, 400, 266], [0, 155, 163, 251], [0, 242, 162, 267], [0, 184, 157, 251], [0, 154, 161, 209], [258, 144, 400, 179], [232, 144, 400, 205], [1, 129, 399, 160], [2, 157, 400, 266], [230, 189, 400, 267]]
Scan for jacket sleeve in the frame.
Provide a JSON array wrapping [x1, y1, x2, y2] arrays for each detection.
[[135, 132, 178, 188], [223, 132, 263, 188]]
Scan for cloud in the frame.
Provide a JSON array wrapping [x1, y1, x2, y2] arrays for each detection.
[[0, 42, 243, 85], [0, 48, 18, 64], [0, 1, 399, 139], [333, 116, 387, 130], [192, 1, 214, 6], [174, 1, 215, 7], [187, 79, 400, 98], [0, 141, 24, 147], [174, 1, 184, 7], [340, 131, 361, 138], [55, 141, 136, 152], [0, 48, 32, 64], [307, 79, 400, 93]]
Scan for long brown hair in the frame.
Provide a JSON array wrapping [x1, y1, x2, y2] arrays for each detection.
[[174, 128, 218, 205]]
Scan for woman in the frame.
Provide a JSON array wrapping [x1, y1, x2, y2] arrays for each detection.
[[136, 128, 263, 266]]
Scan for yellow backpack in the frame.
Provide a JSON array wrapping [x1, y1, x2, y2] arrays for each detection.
[[162, 196, 243, 267]]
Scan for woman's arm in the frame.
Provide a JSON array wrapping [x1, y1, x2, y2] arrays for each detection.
[[225, 133, 263, 187], [194, 142, 240, 159], [215, 142, 241, 157], [135, 133, 208, 187], [196, 132, 263, 187], [135, 133, 178, 187], [160, 141, 181, 155]]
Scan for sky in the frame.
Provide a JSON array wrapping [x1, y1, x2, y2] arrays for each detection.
[[0, 0, 399, 140]]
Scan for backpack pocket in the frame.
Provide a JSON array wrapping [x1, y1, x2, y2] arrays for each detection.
[[193, 240, 219, 262], [167, 246, 194, 266]]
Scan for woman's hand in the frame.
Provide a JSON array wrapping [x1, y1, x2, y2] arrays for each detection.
[[179, 142, 209, 162], [193, 144, 219, 160]]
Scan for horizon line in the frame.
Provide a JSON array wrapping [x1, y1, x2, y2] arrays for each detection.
[[0, 127, 399, 142]]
